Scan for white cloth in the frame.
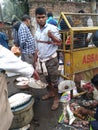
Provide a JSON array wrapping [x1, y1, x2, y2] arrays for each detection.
[[0, 45, 34, 78], [41, 62, 48, 75], [37, 52, 57, 75], [87, 17, 93, 40]]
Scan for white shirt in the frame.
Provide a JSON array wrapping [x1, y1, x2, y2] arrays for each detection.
[[35, 23, 61, 60], [0, 45, 34, 78]]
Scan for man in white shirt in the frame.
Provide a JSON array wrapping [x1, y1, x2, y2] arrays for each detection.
[[0, 45, 39, 130], [35, 7, 61, 110]]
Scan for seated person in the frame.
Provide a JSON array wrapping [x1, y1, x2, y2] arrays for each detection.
[[92, 30, 98, 47], [77, 74, 98, 130], [60, 16, 73, 30], [60, 19, 69, 30], [60, 17, 74, 50], [65, 32, 86, 49], [60, 16, 86, 49]]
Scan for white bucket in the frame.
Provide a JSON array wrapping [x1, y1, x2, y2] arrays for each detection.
[[9, 93, 34, 129]]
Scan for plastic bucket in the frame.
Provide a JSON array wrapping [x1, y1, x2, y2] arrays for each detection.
[[10, 97, 34, 129]]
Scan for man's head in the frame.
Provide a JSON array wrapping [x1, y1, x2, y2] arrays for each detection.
[[12, 18, 18, 26], [78, 9, 85, 13], [91, 74, 98, 90], [47, 12, 53, 18], [22, 14, 31, 27], [35, 7, 47, 27]]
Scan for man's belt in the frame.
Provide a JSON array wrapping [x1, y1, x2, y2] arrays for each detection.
[[37, 40, 53, 44], [40, 52, 57, 62]]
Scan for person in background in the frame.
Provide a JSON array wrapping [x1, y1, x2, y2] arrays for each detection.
[[60, 16, 73, 30], [77, 74, 98, 130], [0, 44, 40, 130], [46, 12, 58, 26], [0, 32, 9, 49], [60, 19, 69, 30], [12, 18, 21, 47], [18, 14, 36, 66], [78, 9, 93, 45], [35, 7, 61, 110]]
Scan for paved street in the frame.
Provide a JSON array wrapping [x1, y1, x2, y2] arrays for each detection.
[[7, 74, 89, 130]]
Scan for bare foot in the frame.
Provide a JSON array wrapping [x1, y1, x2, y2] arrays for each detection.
[[42, 92, 55, 100], [51, 98, 59, 110]]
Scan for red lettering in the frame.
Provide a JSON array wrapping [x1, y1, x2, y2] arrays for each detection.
[[90, 54, 94, 62], [95, 54, 98, 61], [82, 53, 98, 64], [82, 55, 86, 64], [86, 55, 91, 63]]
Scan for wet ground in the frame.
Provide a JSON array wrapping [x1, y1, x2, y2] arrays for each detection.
[[7, 75, 64, 130]]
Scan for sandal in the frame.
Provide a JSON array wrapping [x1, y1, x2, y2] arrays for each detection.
[[42, 93, 54, 100], [51, 99, 59, 110]]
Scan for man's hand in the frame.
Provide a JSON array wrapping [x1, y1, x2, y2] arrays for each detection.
[[86, 38, 90, 43], [32, 70, 40, 80], [48, 30, 53, 38], [47, 30, 61, 46]]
